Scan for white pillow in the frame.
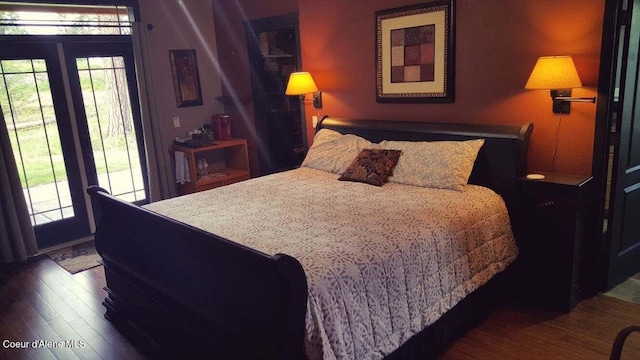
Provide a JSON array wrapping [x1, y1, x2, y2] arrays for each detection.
[[379, 139, 484, 191], [302, 129, 375, 174]]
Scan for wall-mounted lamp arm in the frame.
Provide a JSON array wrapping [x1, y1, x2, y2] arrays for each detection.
[[553, 96, 596, 103], [295, 92, 322, 109], [549, 89, 596, 113]]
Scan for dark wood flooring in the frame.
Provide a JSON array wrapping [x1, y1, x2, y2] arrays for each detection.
[[442, 295, 640, 359], [1, 256, 640, 359], [0, 255, 146, 360]]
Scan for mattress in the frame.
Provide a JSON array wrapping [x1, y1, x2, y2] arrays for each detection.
[[145, 167, 518, 360]]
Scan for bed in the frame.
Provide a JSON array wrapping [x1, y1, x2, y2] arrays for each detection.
[[88, 117, 533, 359]]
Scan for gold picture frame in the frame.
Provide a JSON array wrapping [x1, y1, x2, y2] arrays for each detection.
[[169, 49, 203, 107], [375, 0, 455, 103]]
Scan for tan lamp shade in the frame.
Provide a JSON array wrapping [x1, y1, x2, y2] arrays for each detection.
[[525, 56, 583, 90], [285, 72, 318, 95]]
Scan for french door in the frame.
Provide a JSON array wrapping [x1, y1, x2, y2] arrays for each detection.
[[0, 37, 148, 249], [64, 40, 148, 206], [1, 42, 89, 248]]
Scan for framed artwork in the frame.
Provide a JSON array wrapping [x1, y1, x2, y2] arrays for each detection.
[[375, 0, 455, 103], [169, 49, 203, 107]]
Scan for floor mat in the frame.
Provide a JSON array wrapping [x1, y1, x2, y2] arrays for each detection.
[[46, 240, 102, 274]]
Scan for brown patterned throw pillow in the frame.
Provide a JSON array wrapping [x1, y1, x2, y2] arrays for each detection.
[[338, 149, 402, 186]]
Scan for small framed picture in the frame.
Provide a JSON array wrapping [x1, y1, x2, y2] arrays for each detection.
[[169, 49, 203, 107], [375, 0, 455, 103]]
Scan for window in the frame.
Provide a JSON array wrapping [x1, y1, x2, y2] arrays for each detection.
[[0, 2, 132, 35]]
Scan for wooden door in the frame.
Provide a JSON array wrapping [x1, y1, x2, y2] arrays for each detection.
[[599, 0, 640, 288]]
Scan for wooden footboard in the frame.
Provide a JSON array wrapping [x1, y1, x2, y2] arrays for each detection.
[[87, 186, 308, 359]]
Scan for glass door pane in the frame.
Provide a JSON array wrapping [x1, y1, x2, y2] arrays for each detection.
[[75, 56, 145, 202], [1, 58, 75, 224], [64, 41, 149, 206]]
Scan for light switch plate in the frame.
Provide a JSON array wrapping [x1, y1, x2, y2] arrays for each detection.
[[173, 116, 181, 128], [312, 116, 318, 128]]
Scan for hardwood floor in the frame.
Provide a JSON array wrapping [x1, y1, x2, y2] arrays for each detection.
[[441, 296, 640, 359], [1, 256, 639, 359], [0, 255, 146, 360]]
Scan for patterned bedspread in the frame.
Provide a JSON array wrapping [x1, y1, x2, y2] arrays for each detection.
[[145, 167, 518, 360]]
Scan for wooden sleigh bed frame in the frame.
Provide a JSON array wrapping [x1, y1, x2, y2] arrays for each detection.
[[88, 117, 533, 359]]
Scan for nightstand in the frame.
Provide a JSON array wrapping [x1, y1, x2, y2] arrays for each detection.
[[517, 172, 595, 312], [172, 139, 250, 195]]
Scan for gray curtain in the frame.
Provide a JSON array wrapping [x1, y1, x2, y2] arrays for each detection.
[[0, 106, 38, 263], [132, 22, 174, 201]]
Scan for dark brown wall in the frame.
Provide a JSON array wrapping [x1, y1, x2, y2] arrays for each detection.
[[212, 0, 604, 176], [297, 0, 604, 175]]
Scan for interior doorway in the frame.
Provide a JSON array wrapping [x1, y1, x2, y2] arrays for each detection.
[[245, 13, 307, 175]]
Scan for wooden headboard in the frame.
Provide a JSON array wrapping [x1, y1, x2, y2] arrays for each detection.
[[316, 117, 533, 214]]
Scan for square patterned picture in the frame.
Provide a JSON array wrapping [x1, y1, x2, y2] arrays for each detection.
[[390, 25, 436, 83], [376, 0, 455, 103]]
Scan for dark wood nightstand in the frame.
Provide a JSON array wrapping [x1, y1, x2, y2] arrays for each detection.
[[517, 172, 595, 312]]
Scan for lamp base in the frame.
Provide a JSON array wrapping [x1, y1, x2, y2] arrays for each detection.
[[551, 89, 572, 114], [313, 91, 322, 109]]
